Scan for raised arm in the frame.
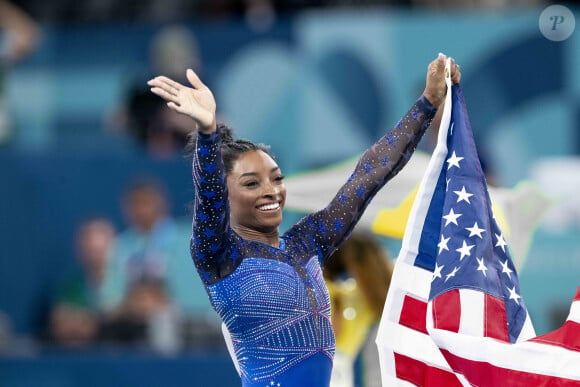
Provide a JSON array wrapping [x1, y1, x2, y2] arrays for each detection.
[[289, 54, 461, 263], [149, 70, 228, 283]]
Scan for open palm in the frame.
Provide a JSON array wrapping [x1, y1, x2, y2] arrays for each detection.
[[148, 69, 216, 132]]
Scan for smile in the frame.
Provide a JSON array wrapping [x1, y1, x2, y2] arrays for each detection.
[[257, 203, 280, 211]]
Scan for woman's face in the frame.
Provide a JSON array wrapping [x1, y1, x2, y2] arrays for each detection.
[[226, 150, 286, 233]]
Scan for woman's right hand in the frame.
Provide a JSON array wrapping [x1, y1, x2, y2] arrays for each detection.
[[148, 69, 217, 134]]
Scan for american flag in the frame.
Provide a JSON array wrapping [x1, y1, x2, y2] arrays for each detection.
[[376, 62, 580, 386]]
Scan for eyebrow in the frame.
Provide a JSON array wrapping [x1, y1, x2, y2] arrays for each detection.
[[238, 167, 280, 179]]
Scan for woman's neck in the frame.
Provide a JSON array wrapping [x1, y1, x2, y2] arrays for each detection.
[[232, 224, 280, 247]]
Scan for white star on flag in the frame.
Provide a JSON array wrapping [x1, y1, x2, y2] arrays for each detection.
[[507, 285, 521, 305], [495, 232, 508, 252], [476, 257, 487, 276], [465, 222, 486, 238], [446, 151, 464, 169], [438, 234, 450, 254], [442, 208, 462, 226], [453, 186, 474, 203], [456, 240, 475, 260], [500, 259, 513, 279], [432, 263, 444, 282], [445, 266, 459, 282]]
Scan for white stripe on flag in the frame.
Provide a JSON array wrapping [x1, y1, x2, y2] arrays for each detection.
[[517, 314, 536, 343], [377, 319, 451, 367], [429, 328, 580, 380], [458, 289, 484, 336], [569, 300, 580, 323], [389, 261, 433, 303]]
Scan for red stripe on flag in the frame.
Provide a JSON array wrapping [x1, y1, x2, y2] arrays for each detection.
[[484, 293, 509, 342], [399, 295, 428, 334], [574, 287, 580, 301], [531, 321, 580, 352], [394, 352, 463, 387], [432, 289, 460, 333], [440, 349, 580, 387]]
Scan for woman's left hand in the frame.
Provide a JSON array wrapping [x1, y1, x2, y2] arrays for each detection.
[[422, 54, 461, 107]]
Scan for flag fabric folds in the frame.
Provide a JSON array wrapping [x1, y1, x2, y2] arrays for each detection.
[[376, 59, 580, 386]]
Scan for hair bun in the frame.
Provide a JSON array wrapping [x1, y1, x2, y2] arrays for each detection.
[[217, 123, 235, 143]]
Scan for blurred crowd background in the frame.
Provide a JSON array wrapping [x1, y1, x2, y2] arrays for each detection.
[[0, 0, 579, 386]]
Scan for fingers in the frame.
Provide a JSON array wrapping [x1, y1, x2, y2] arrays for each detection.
[[148, 76, 182, 94], [451, 71, 461, 84], [427, 53, 445, 77], [150, 86, 179, 103], [148, 75, 191, 106], [186, 69, 205, 89], [430, 54, 460, 81], [433, 55, 461, 85], [167, 101, 185, 114], [423, 54, 452, 107], [451, 63, 461, 84], [448, 58, 461, 84], [434, 53, 446, 71]]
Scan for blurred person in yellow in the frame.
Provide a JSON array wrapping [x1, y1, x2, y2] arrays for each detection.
[[324, 231, 393, 387]]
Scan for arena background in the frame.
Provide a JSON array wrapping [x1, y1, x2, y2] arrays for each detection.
[[0, 2, 578, 386]]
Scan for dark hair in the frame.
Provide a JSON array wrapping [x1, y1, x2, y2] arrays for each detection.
[[187, 123, 274, 175]]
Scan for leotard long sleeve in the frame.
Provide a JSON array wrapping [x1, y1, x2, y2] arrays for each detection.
[[191, 96, 436, 386]]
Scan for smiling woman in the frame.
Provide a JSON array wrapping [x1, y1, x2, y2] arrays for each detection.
[[147, 55, 461, 386], [221, 130, 286, 242]]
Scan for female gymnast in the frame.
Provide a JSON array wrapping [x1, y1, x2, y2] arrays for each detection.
[[148, 54, 461, 386]]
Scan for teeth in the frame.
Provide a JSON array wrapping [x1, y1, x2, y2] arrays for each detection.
[[258, 203, 279, 211]]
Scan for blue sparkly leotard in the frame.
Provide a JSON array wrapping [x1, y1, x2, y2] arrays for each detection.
[[191, 97, 436, 386]]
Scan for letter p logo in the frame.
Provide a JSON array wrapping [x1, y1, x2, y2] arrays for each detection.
[[550, 15, 565, 30], [540, 5, 575, 41]]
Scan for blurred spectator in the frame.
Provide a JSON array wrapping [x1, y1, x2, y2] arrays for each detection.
[[0, 0, 39, 64], [48, 304, 99, 348], [99, 177, 210, 321], [324, 231, 393, 387], [0, 0, 40, 144], [76, 218, 116, 292], [107, 25, 202, 158], [47, 218, 116, 347], [100, 277, 182, 354]]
